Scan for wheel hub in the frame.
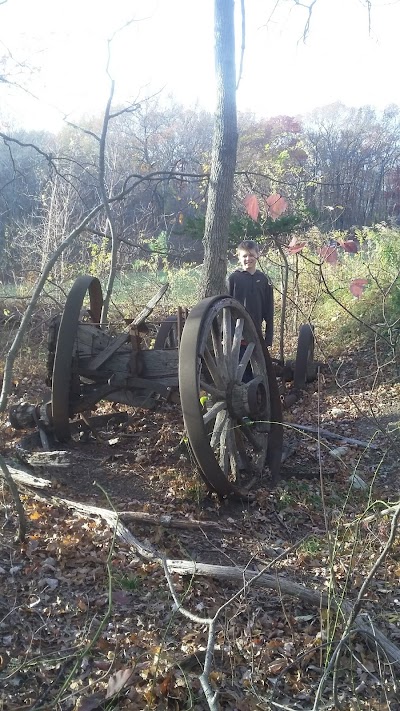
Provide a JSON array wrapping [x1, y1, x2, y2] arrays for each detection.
[[228, 376, 268, 420]]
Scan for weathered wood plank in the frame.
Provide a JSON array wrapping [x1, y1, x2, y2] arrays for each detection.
[[73, 324, 179, 383]]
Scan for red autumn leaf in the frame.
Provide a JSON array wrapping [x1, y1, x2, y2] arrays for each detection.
[[287, 236, 306, 254], [319, 246, 338, 265], [265, 193, 288, 220], [350, 278, 368, 298], [340, 239, 358, 253], [243, 194, 260, 221]]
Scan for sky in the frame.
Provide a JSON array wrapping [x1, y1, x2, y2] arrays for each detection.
[[1, 0, 400, 132]]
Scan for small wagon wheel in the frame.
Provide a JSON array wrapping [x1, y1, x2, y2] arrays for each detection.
[[179, 296, 282, 497], [293, 323, 317, 389], [52, 275, 103, 442], [154, 315, 179, 349]]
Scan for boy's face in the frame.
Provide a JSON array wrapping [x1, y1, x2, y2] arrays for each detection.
[[238, 248, 258, 274]]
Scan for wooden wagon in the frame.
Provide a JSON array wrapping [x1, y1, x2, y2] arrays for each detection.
[[10, 275, 316, 497]]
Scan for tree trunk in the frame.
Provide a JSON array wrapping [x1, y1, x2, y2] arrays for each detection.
[[200, 0, 238, 298]]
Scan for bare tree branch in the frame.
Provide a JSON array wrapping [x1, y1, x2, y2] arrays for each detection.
[[293, 0, 318, 40], [236, 0, 246, 90]]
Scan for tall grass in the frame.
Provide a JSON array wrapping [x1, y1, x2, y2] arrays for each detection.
[[1, 224, 399, 365], [272, 225, 400, 357]]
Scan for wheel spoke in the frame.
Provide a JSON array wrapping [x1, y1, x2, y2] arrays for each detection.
[[203, 399, 226, 426], [211, 318, 228, 381], [234, 429, 251, 473], [203, 347, 224, 389], [231, 318, 244, 377], [241, 420, 263, 451], [219, 415, 230, 475], [210, 409, 228, 449], [227, 425, 240, 480], [236, 341, 255, 381], [211, 318, 223, 360], [168, 332, 176, 348], [200, 380, 225, 400], [222, 307, 233, 379]]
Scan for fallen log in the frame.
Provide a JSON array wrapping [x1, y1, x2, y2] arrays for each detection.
[[7, 467, 400, 667], [14, 431, 72, 468], [60, 497, 400, 666], [5, 464, 52, 488], [3, 465, 233, 532], [119, 511, 234, 533]]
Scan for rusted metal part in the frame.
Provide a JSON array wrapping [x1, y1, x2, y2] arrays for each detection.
[[129, 324, 144, 377], [179, 296, 279, 498], [9, 402, 52, 430]]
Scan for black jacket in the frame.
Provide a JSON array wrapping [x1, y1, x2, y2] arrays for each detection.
[[227, 269, 274, 346]]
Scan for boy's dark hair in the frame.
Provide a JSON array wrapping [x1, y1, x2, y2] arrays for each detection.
[[236, 239, 260, 254]]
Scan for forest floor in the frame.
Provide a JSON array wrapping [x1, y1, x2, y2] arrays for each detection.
[[0, 339, 400, 711]]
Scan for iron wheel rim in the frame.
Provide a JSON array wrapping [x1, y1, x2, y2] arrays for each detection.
[[52, 275, 103, 442], [179, 296, 272, 497]]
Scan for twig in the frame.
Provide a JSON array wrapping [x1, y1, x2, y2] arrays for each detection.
[[236, 0, 245, 90], [160, 556, 219, 710], [344, 501, 400, 527], [119, 511, 234, 533]]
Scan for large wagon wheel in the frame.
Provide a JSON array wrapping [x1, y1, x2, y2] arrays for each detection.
[[154, 315, 179, 349], [179, 296, 282, 497], [52, 276, 103, 442], [154, 308, 187, 350], [293, 323, 317, 389]]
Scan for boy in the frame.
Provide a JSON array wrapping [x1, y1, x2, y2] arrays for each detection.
[[227, 239, 274, 347]]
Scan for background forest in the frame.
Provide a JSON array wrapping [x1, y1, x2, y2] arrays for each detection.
[[2, 100, 400, 291]]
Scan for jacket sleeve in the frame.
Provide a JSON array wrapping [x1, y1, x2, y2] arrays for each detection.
[[263, 280, 274, 346], [227, 273, 234, 296]]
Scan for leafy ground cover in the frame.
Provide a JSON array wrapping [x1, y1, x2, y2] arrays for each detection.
[[1, 335, 399, 710]]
